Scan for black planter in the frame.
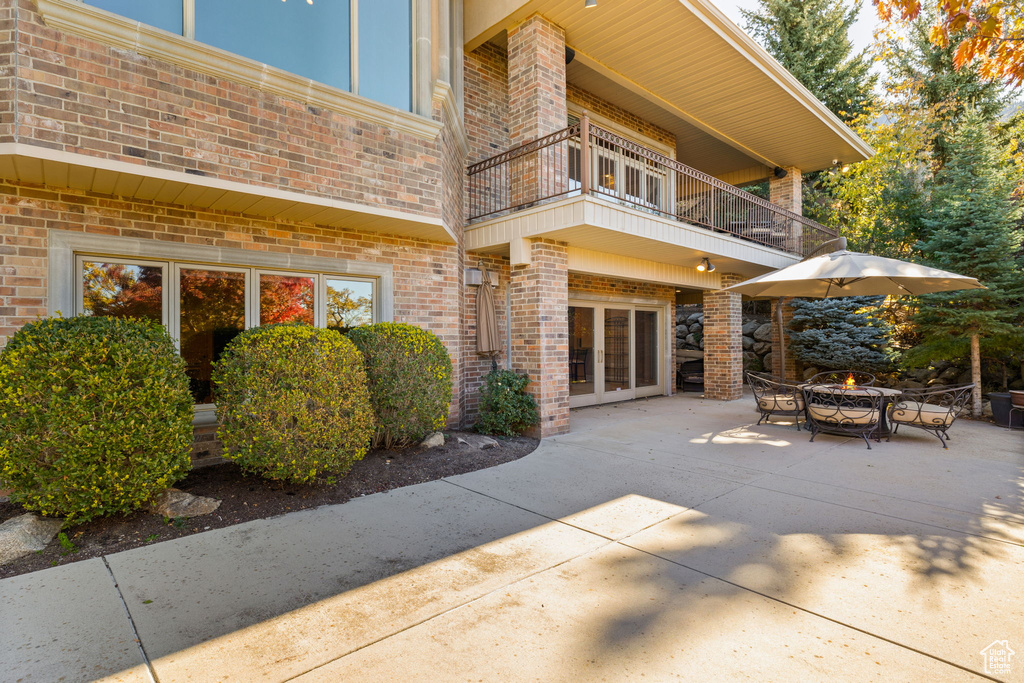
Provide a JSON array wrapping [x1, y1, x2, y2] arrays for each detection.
[[988, 393, 1024, 428]]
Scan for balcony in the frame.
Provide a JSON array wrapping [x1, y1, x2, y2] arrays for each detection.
[[466, 117, 837, 259]]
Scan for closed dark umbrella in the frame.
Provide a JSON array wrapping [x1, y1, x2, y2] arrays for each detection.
[[476, 269, 500, 368]]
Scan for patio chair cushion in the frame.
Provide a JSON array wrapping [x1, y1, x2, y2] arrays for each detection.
[[758, 394, 805, 412], [890, 401, 954, 426], [807, 404, 878, 425]]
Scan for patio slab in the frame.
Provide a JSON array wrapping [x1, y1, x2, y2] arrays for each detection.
[[0, 558, 150, 683], [296, 542, 978, 682]]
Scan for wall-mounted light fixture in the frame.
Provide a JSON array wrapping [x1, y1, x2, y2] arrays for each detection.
[[773, 166, 788, 179], [585, 0, 598, 7], [696, 257, 715, 273]]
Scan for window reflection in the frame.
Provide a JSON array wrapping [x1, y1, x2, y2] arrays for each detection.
[[325, 278, 373, 333], [359, 0, 411, 110], [260, 274, 314, 325], [82, 261, 163, 323], [85, 0, 183, 34], [195, 0, 351, 92], [179, 268, 246, 404]]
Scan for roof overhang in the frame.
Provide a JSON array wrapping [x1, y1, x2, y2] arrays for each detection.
[[465, 0, 873, 175], [0, 143, 455, 244], [465, 196, 800, 280]]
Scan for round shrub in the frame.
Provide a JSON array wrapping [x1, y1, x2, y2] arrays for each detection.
[[0, 316, 193, 525], [347, 322, 453, 448], [476, 369, 539, 436], [213, 324, 375, 483]]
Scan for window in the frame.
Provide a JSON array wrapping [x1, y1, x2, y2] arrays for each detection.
[[82, 0, 411, 110], [85, 0, 182, 34], [195, 0, 351, 92], [76, 255, 377, 404]]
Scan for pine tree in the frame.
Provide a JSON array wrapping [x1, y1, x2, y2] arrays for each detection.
[[911, 111, 1024, 413], [787, 296, 895, 373], [742, 0, 876, 123]]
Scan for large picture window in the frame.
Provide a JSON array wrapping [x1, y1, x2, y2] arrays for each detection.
[[77, 256, 377, 404], [83, 0, 410, 110]]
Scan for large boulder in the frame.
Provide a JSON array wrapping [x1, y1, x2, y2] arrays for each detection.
[[742, 336, 755, 351], [685, 334, 698, 346], [687, 312, 703, 324], [0, 513, 63, 565], [753, 323, 773, 342], [753, 341, 772, 356], [688, 322, 703, 335], [762, 353, 774, 373], [741, 320, 762, 336]]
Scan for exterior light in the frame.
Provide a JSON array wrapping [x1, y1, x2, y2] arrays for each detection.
[[697, 257, 715, 273], [585, 0, 598, 7], [773, 166, 788, 179]]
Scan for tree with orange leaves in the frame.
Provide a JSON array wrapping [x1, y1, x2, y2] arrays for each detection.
[[874, 0, 1024, 84]]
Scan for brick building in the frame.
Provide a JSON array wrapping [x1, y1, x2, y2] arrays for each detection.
[[0, 0, 871, 451]]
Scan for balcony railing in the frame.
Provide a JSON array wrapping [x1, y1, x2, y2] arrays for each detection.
[[466, 115, 837, 258]]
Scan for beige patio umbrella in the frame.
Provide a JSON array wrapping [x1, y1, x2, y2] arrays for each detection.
[[476, 269, 500, 368], [724, 237, 984, 380]]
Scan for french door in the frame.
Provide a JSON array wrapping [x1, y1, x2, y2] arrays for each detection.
[[568, 301, 663, 408]]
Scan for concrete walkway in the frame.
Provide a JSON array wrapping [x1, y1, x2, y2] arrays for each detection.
[[3, 394, 1023, 682]]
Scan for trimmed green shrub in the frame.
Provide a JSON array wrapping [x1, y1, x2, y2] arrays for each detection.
[[0, 316, 193, 525], [476, 370, 539, 436], [213, 324, 375, 483], [347, 322, 453, 448]]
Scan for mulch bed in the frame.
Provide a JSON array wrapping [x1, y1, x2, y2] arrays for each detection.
[[0, 432, 538, 580]]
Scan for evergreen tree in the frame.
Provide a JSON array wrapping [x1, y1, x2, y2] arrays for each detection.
[[910, 110, 1024, 413], [787, 296, 895, 372], [742, 0, 876, 123]]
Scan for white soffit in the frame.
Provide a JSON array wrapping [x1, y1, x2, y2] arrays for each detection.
[[465, 0, 873, 173], [465, 196, 799, 277], [0, 144, 455, 244]]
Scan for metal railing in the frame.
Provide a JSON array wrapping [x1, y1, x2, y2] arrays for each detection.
[[466, 114, 838, 258]]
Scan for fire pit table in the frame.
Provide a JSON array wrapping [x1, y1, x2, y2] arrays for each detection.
[[802, 383, 903, 444]]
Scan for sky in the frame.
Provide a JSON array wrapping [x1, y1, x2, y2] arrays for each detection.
[[711, 0, 882, 55]]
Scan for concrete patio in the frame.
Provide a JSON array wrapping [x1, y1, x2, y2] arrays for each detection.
[[3, 394, 1022, 682]]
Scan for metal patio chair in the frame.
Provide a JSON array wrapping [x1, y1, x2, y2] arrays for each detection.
[[802, 384, 886, 449], [886, 383, 975, 449], [747, 371, 805, 430]]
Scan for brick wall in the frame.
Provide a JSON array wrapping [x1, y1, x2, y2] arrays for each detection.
[[509, 239, 569, 437], [10, 3, 444, 218], [568, 272, 675, 301], [703, 273, 744, 400], [769, 166, 802, 214], [0, 2, 14, 143], [464, 42, 510, 165], [567, 84, 676, 150]]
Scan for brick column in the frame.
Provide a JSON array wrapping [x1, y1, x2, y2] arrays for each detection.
[[509, 239, 569, 437], [770, 298, 799, 381], [507, 15, 567, 207], [770, 166, 802, 253], [703, 273, 744, 400]]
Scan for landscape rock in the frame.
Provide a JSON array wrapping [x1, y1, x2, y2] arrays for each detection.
[[147, 488, 221, 518], [420, 432, 445, 448], [763, 353, 774, 372], [752, 341, 772, 356], [688, 323, 703, 335], [742, 336, 754, 350], [687, 312, 703, 324], [803, 367, 820, 381], [741, 320, 762, 336], [938, 367, 962, 382], [0, 513, 63, 565], [753, 323, 773, 342], [685, 334, 698, 347], [456, 434, 499, 450]]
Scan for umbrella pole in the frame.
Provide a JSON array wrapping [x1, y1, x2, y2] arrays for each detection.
[[776, 297, 786, 382]]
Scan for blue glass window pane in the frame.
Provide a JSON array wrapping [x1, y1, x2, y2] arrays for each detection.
[[195, 0, 351, 92], [359, 0, 411, 111], [85, 0, 183, 35]]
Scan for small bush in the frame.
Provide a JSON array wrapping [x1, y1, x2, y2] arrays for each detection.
[[213, 324, 375, 483], [0, 316, 193, 525], [347, 322, 453, 448], [476, 370, 539, 436]]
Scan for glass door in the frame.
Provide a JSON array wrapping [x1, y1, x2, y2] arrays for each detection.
[[569, 301, 663, 408]]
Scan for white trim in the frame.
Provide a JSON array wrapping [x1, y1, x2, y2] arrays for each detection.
[[36, 0, 439, 139], [568, 101, 674, 158]]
